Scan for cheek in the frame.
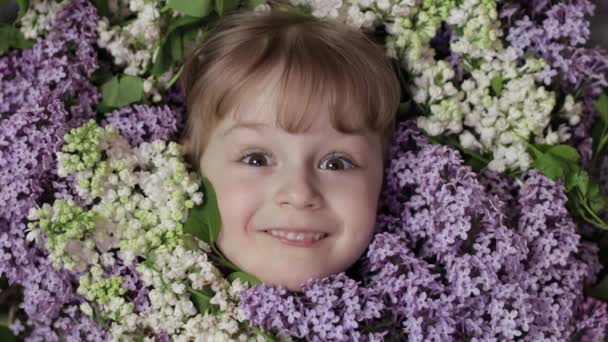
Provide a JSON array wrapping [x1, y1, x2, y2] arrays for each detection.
[[215, 176, 260, 234], [328, 171, 383, 236]]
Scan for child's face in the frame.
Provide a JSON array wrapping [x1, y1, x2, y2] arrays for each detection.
[[199, 102, 384, 291]]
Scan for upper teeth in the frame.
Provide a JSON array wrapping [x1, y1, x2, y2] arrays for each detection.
[[267, 230, 326, 241]]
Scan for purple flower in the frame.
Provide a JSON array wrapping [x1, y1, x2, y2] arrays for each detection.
[[102, 104, 181, 147], [240, 273, 386, 341], [0, 0, 107, 339]]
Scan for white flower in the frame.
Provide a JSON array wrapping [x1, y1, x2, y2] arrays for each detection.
[[459, 130, 481, 150]]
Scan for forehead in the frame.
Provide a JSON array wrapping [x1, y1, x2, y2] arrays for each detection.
[[222, 66, 371, 137]]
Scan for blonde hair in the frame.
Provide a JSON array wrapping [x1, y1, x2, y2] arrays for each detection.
[[180, 7, 401, 171]]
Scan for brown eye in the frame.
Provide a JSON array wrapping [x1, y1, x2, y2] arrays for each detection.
[[240, 152, 272, 167], [319, 154, 356, 171]]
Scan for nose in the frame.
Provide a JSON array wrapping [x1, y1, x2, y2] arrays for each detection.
[[273, 168, 323, 210]]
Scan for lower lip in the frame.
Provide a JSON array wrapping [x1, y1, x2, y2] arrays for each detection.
[[264, 232, 327, 248]]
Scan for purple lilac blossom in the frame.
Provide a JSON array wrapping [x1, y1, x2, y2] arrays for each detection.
[[0, 0, 98, 118], [242, 121, 608, 340], [102, 104, 181, 147], [0, 0, 106, 339], [499, 0, 608, 152], [371, 121, 606, 339], [240, 273, 387, 341]]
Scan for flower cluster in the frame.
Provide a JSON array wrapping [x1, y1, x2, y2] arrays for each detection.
[[97, 0, 161, 76], [102, 103, 182, 147], [136, 245, 260, 340], [371, 122, 606, 340], [0, 0, 107, 338], [26, 119, 269, 340], [241, 273, 386, 341], [16, 0, 64, 39], [499, 0, 608, 164]]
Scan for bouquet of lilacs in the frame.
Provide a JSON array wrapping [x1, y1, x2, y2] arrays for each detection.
[[2, 0, 608, 341]]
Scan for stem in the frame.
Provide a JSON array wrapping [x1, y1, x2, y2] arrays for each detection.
[[165, 66, 183, 90], [591, 134, 608, 172], [581, 200, 608, 229]]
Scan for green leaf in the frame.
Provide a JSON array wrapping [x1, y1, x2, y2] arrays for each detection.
[[16, 0, 29, 21], [531, 153, 564, 180], [201, 177, 221, 242], [490, 74, 503, 97], [166, 15, 204, 37], [167, 0, 213, 18], [546, 145, 580, 163], [246, 0, 266, 8], [100, 75, 144, 109], [100, 76, 120, 108], [151, 44, 170, 77], [591, 121, 605, 155], [118, 75, 144, 104], [595, 94, 608, 125], [183, 177, 221, 244], [151, 16, 204, 77], [564, 168, 588, 193], [227, 271, 261, 286], [215, 0, 239, 16], [251, 326, 278, 342], [587, 184, 608, 213], [0, 24, 34, 53], [170, 31, 183, 62], [0, 326, 17, 342], [91, 0, 111, 18], [588, 274, 608, 301], [183, 202, 210, 243], [182, 26, 203, 54], [190, 288, 212, 313]]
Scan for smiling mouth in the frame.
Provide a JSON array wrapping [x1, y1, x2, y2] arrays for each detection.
[[263, 229, 329, 247]]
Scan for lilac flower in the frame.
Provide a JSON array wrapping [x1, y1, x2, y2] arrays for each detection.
[[500, 0, 608, 147], [372, 121, 606, 339], [102, 104, 181, 147], [0, 1, 107, 339], [240, 273, 387, 341], [0, 0, 98, 117]]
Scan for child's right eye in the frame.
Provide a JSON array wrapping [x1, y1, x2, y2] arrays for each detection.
[[239, 152, 273, 167]]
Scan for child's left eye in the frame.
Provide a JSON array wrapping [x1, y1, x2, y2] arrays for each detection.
[[319, 154, 357, 171]]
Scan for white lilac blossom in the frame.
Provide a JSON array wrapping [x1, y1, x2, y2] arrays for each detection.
[[289, 0, 378, 29], [28, 119, 269, 340], [97, 0, 161, 77], [53, 120, 202, 262], [404, 0, 562, 172], [134, 245, 265, 340], [17, 0, 64, 39], [96, 0, 176, 101]]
